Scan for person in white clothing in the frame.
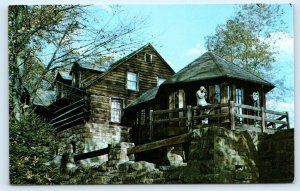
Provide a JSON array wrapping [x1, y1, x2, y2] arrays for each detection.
[[196, 86, 208, 124], [196, 86, 208, 107]]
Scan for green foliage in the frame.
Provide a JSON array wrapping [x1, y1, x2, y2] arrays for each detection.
[[205, 4, 286, 76], [9, 111, 60, 185]]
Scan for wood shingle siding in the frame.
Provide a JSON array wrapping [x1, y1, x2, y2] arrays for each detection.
[[84, 44, 175, 123]]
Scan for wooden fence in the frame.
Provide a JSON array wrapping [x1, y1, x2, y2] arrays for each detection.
[[149, 101, 290, 139]]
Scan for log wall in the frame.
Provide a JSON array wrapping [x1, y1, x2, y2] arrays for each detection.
[[86, 45, 175, 124]]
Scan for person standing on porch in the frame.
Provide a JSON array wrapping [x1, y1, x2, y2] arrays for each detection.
[[196, 86, 208, 124]]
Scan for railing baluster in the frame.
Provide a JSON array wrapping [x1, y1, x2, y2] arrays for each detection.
[[230, 101, 235, 130], [261, 107, 266, 133]]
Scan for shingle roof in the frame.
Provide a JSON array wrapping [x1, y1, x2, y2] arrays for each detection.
[[125, 86, 160, 109], [58, 71, 72, 81], [163, 51, 275, 89], [33, 89, 56, 107], [78, 62, 109, 73]]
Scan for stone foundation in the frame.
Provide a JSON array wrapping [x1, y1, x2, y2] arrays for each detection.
[[56, 125, 294, 184], [55, 122, 127, 167]]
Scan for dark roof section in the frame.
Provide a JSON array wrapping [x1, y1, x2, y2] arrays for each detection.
[[163, 51, 275, 89], [125, 86, 160, 109], [33, 89, 56, 107], [57, 71, 72, 81], [83, 43, 175, 88]]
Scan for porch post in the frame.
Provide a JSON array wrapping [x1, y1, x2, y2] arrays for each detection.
[[286, 111, 290, 129], [261, 107, 266, 133], [187, 105, 192, 133], [230, 101, 235, 130], [149, 110, 154, 141]]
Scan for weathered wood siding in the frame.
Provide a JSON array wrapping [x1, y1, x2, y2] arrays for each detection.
[[80, 69, 102, 86], [86, 45, 175, 124]]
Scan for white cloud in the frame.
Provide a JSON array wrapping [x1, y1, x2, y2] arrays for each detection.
[[187, 43, 206, 56], [264, 32, 294, 61], [100, 4, 112, 12]]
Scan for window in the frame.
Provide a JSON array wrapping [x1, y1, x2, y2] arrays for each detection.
[[227, 85, 231, 101], [144, 53, 152, 63], [214, 84, 221, 103], [111, 99, 122, 123], [141, 109, 146, 125], [157, 77, 166, 86], [127, 72, 138, 91]]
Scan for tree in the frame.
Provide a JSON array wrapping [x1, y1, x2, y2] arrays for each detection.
[[9, 111, 61, 184], [205, 4, 286, 76], [9, 5, 145, 119]]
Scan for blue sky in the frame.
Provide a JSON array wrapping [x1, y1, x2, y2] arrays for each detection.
[[97, 4, 294, 126]]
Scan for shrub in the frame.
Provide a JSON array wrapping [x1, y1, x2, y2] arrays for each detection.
[[9, 111, 61, 185]]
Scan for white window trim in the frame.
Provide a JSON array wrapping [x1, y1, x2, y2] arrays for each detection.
[[144, 53, 153, 63], [110, 98, 122, 123], [127, 72, 139, 91]]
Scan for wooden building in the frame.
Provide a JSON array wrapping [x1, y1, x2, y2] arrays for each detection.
[[125, 51, 279, 144], [49, 43, 175, 132]]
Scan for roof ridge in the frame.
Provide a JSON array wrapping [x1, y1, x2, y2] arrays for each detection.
[[207, 51, 227, 77], [212, 52, 274, 86]]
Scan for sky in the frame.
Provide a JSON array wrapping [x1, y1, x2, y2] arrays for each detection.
[[96, 4, 294, 127]]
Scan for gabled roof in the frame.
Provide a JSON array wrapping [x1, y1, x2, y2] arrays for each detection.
[[83, 43, 175, 88], [125, 86, 160, 109], [33, 89, 56, 107], [57, 71, 72, 81], [163, 51, 275, 90]]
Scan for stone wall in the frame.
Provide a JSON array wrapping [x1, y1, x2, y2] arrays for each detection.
[[57, 126, 294, 184], [55, 122, 125, 167], [162, 127, 260, 183], [258, 129, 294, 183]]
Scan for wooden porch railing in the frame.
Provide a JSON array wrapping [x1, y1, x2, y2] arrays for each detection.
[[149, 101, 290, 139]]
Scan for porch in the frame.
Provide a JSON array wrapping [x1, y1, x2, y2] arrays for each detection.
[[146, 101, 290, 141]]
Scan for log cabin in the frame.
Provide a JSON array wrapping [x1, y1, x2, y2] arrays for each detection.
[[40, 44, 289, 165], [125, 51, 289, 146], [47, 43, 175, 161]]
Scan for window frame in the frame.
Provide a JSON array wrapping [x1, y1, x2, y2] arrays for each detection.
[[214, 84, 221, 104], [127, 72, 139, 91], [110, 98, 122, 123], [144, 53, 153, 63]]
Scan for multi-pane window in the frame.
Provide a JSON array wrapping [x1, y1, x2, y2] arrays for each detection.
[[111, 99, 122, 123], [214, 84, 221, 103], [144, 53, 152, 63], [127, 72, 138, 91], [157, 77, 166, 86], [141, 109, 146, 125]]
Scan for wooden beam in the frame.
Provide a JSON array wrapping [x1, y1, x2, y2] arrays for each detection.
[[265, 110, 286, 116], [234, 104, 261, 111], [55, 116, 85, 132], [235, 113, 262, 121], [51, 112, 85, 127], [52, 98, 85, 117], [127, 133, 192, 155], [51, 104, 85, 123], [265, 118, 287, 125], [74, 146, 110, 162]]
